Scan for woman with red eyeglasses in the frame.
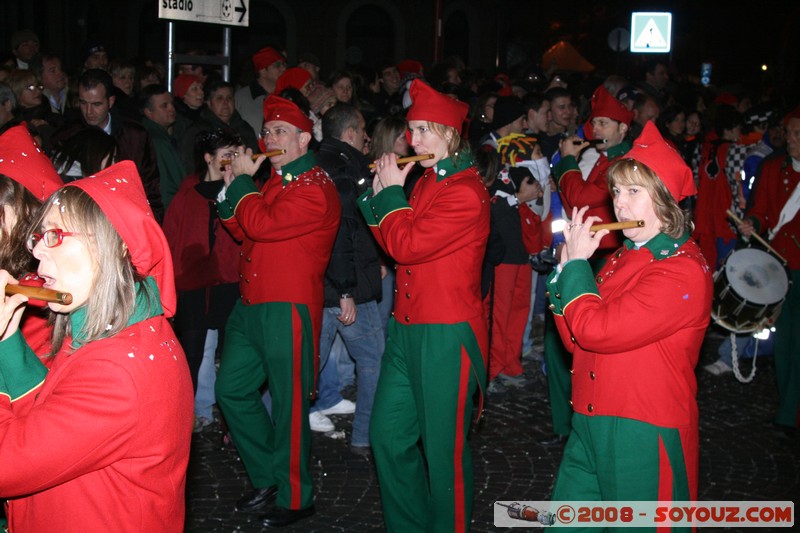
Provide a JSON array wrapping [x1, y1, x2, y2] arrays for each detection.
[[0, 160, 193, 532]]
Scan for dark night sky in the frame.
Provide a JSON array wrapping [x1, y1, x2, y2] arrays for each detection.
[[524, 0, 798, 92]]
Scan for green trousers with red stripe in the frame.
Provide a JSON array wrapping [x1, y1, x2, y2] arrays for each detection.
[[215, 301, 316, 509], [553, 414, 695, 532], [370, 319, 485, 533]]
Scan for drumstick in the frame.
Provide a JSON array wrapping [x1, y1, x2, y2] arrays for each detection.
[[589, 220, 644, 232], [5, 285, 73, 305], [368, 153, 435, 169], [219, 149, 286, 166], [726, 209, 788, 265]]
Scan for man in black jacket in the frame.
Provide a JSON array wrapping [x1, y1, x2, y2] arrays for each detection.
[[311, 103, 384, 455], [50, 69, 163, 220]]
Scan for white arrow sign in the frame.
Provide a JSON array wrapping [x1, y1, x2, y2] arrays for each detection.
[[159, 0, 249, 27]]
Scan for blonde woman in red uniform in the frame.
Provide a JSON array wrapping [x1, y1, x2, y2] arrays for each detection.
[[547, 122, 712, 508], [360, 79, 490, 532], [0, 161, 193, 531]]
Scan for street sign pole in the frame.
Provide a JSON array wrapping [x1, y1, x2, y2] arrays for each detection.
[[160, 0, 250, 87]]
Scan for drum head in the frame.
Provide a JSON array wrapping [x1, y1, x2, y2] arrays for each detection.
[[724, 248, 789, 305]]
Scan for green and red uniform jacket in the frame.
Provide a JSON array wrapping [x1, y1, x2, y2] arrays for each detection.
[[358, 154, 490, 327], [546, 233, 712, 428], [0, 279, 194, 532], [217, 152, 341, 308], [745, 155, 800, 270], [554, 141, 630, 254]]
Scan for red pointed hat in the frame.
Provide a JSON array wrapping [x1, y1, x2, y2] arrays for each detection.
[[405, 79, 469, 132], [252, 47, 285, 72], [274, 67, 312, 96], [66, 161, 177, 317], [589, 85, 634, 126], [0, 124, 63, 201], [262, 94, 314, 132], [624, 121, 696, 202]]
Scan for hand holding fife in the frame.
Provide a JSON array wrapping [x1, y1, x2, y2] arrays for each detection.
[[561, 206, 610, 265], [373, 152, 415, 191], [224, 146, 267, 186], [559, 135, 586, 159], [0, 270, 28, 342]]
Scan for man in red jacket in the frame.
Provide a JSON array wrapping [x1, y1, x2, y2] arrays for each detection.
[[738, 107, 800, 432], [214, 94, 340, 527]]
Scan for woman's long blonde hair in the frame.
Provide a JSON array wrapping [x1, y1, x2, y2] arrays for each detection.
[[427, 121, 471, 166], [31, 187, 150, 355], [607, 158, 692, 238]]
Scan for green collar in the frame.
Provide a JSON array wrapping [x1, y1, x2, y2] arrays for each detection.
[[279, 151, 316, 186], [624, 231, 690, 260], [432, 151, 475, 182], [70, 277, 163, 348], [607, 140, 632, 160]]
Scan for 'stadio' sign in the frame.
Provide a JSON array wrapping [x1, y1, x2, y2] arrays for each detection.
[[159, 0, 249, 27]]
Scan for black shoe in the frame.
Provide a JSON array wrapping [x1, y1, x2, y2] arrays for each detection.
[[236, 485, 278, 511], [539, 434, 568, 447], [260, 505, 316, 527]]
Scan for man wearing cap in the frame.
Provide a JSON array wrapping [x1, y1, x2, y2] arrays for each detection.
[[362, 79, 489, 532], [82, 39, 109, 72], [214, 94, 340, 527], [539, 85, 634, 448], [11, 29, 40, 70], [479, 95, 527, 150], [236, 46, 287, 133], [555, 85, 634, 257], [547, 121, 711, 506], [738, 107, 800, 434]]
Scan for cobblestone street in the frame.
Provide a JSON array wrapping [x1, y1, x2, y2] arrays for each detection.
[[185, 331, 799, 532]]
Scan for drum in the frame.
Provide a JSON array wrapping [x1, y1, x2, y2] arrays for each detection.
[[711, 248, 790, 333]]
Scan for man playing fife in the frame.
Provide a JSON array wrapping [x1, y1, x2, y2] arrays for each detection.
[[214, 94, 340, 528]]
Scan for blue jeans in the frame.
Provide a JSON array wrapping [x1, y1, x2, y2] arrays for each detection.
[[311, 300, 385, 447], [521, 270, 539, 354], [195, 329, 218, 419]]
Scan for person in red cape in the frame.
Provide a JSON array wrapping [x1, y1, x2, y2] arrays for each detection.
[[360, 79, 489, 532], [0, 123, 64, 359], [547, 121, 712, 507], [0, 160, 193, 531]]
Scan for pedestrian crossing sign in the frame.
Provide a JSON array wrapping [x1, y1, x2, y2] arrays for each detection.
[[630, 12, 672, 53]]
